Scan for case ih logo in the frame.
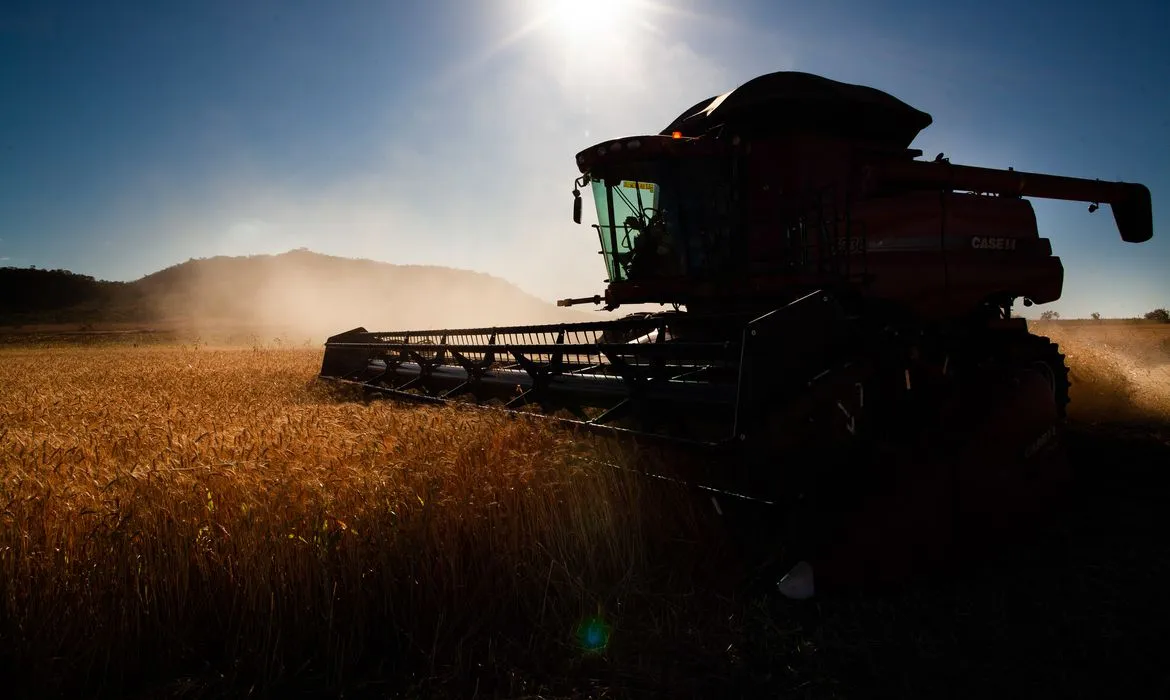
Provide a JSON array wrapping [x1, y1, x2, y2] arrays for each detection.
[[971, 236, 1018, 251]]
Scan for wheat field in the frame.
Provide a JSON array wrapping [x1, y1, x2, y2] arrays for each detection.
[[1, 325, 1167, 699], [0, 344, 733, 698]]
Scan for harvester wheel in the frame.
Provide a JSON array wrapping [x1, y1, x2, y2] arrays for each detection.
[[768, 331, 1074, 597], [1012, 333, 1071, 420]]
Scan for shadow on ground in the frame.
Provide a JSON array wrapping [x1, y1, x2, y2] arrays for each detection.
[[727, 421, 1170, 700]]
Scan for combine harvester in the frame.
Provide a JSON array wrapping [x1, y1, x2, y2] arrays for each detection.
[[320, 72, 1153, 595]]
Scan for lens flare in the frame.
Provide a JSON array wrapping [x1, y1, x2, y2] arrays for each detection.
[[575, 615, 611, 653]]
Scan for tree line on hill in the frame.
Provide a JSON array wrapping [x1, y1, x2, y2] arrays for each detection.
[[0, 251, 593, 333], [1, 267, 108, 312], [0, 267, 149, 324]]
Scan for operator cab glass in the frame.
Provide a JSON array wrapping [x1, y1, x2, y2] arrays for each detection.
[[591, 177, 672, 282], [587, 160, 734, 284]]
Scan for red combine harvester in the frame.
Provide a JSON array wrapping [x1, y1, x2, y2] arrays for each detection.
[[320, 72, 1153, 595]]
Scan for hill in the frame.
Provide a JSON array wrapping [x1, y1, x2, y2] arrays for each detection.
[[0, 250, 596, 340]]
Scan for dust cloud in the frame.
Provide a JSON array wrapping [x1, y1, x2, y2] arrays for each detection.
[[133, 253, 1170, 424], [140, 250, 596, 345], [1034, 321, 1170, 424]]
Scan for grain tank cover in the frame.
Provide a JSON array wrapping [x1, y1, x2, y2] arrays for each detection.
[[660, 71, 933, 147]]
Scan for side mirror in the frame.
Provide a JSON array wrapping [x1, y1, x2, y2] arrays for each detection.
[[572, 188, 582, 224]]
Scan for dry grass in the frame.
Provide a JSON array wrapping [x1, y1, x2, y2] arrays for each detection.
[[0, 345, 728, 698]]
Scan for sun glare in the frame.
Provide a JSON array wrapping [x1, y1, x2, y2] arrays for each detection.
[[542, 0, 634, 39]]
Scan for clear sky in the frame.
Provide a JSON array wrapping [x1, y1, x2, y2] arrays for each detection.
[[2, 0, 1167, 318]]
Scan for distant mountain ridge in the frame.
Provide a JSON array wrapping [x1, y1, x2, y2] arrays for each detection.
[[0, 250, 595, 338]]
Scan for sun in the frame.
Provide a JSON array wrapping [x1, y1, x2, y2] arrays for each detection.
[[540, 0, 637, 40], [460, 0, 672, 83]]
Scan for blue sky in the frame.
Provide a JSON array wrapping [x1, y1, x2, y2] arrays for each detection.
[[1, 0, 1166, 318]]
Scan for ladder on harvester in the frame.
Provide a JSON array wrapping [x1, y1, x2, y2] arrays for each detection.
[[804, 183, 868, 286]]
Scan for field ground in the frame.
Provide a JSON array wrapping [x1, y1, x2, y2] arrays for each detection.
[[0, 321, 323, 348], [0, 322, 1168, 698]]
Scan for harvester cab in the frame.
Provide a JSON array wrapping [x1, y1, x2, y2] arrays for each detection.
[[562, 71, 1152, 319], [319, 71, 1153, 592]]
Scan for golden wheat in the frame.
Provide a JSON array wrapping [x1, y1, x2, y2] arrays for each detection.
[[0, 345, 712, 696], [7, 324, 1161, 695]]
